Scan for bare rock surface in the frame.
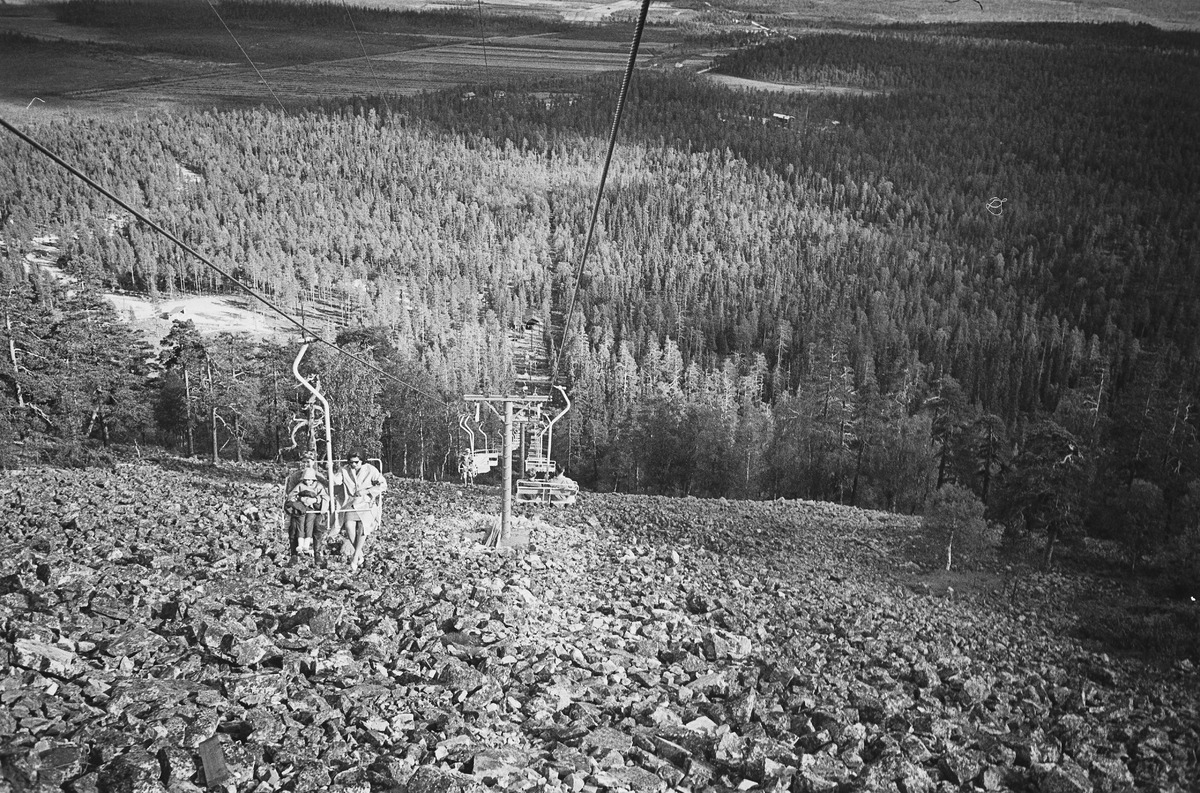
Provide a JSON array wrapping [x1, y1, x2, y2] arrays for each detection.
[[0, 462, 1197, 792]]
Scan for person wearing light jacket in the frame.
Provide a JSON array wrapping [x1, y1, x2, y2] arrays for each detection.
[[333, 451, 387, 572]]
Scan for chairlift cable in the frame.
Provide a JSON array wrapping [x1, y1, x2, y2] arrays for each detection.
[[549, 0, 652, 389], [475, 0, 491, 77], [0, 117, 450, 407], [200, 0, 288, 113], [342, 0, 393, 115]]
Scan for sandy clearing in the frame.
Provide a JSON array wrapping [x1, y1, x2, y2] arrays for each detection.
[[702, 72, 887, 96], [106, 293, 295, 344]]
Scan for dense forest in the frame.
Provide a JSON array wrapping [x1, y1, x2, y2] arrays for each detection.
[[2, 21, 1199, 580]]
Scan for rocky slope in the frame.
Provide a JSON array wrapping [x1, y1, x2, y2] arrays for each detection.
[[1, 460, 1196, 793]]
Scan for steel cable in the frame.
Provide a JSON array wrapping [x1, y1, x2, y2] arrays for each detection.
[[476, 0, 491, 75], [342, 0, 394, 115], [549, 0, 652, 388], [201, 0, 288, 113], [0, 117, 450, 407]]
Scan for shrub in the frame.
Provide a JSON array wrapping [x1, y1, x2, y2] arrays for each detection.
[[43, 440, 117, 469], [1075, 600, 1200, 662], [923, 484, 992, 571], [1149, 522, 1200, 604]]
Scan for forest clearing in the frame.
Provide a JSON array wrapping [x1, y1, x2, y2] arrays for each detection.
[[1, 460, 1196, 792], [104, 295, 292, 344], [699, 73, 886, 97]]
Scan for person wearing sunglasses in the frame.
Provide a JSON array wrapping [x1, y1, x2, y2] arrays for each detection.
[[333, 450, 387, 572]]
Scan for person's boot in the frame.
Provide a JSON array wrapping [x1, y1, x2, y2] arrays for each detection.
[[312, 527, 326, 567], [312, 527, 326, 566]]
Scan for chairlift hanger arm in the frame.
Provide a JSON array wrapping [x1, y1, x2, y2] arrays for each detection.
[[547, 385, 571, 429], [459, 413, 476, 447], [292, 343, 330, 419], [292, 342, 336, 522]]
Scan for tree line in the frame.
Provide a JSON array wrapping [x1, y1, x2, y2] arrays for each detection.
[[52, 0, 571, 36]]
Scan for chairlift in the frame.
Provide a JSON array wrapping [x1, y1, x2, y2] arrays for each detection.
[[290, 341, 384, 530], [521, 385, 570, 476], [515, 386, 577, 506], [458, 411, 501, 482]]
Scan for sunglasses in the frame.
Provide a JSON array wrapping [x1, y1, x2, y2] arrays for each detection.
[[349, 459, 362, 465]]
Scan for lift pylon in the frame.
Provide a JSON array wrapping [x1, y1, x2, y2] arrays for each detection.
[[463, 393, 551, 544]]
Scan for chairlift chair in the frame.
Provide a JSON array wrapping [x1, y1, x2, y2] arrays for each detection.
[[459, 410, 502, 480], [514, 386, 577, 506], [290, 341, 385, 531]]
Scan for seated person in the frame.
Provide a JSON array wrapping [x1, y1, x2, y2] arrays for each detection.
[[550, 466, 579, 492], [284, 465, 329, 566], [333, 451, 387, 572], [285, 450, 322, 491]]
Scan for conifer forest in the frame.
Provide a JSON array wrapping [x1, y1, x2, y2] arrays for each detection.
[[5, 17, 1200, 570]]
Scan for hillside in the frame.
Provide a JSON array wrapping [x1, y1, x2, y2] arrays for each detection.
[[2, 460, 1196, 792], [5, 21, 1200, 516]]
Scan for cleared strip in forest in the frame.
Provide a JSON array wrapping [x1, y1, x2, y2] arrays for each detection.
[[702, 72, 888, 96]]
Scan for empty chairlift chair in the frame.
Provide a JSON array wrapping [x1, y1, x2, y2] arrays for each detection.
[[515, 387, 577, 506]]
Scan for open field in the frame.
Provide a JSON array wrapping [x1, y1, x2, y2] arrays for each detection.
[[0, 3, 680, 116], [61, 35, 646, 108]]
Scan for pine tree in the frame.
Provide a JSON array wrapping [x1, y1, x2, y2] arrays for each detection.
[[924, 484, 989, 571], [994, 420, 1092, 567], [159, 320, 207, 456], [3, 279, 155, 451]]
